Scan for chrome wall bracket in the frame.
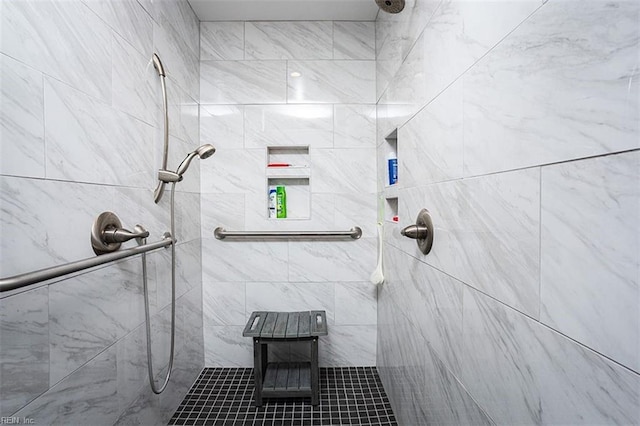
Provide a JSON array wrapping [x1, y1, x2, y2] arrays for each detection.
[[91, 212, 150, 255], [401, 209, 434, 255]]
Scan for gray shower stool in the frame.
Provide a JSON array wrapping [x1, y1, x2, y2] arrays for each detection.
[[242, 310, 328, 407]]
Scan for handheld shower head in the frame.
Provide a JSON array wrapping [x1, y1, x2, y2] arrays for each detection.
[[175, 144, 216, 176]]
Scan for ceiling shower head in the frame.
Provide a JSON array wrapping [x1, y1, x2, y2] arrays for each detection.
[[176, 144, 216, 176], [376, 0, 405, 13]]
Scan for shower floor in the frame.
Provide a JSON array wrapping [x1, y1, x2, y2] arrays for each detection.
[[169, 367, 397, 425]]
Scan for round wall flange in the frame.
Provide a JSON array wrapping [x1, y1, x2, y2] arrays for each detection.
[[91, 211, 123, 255], [400, 209, 434, 255]]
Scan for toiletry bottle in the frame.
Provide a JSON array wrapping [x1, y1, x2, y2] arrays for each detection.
[[276, 186, 287, 219], [268, 186, 277, 218], [387, 150, 398, 185]]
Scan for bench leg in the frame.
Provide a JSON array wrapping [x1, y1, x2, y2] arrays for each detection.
[[311, 337, 319, 406], [253, 339, 266, 407]]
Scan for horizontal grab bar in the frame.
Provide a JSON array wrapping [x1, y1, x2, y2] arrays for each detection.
[[213, 227, 362, 240], [0, 234, 174, 293]]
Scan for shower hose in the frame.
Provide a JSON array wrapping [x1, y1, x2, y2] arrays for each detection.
[[139, 182, 177, 394]]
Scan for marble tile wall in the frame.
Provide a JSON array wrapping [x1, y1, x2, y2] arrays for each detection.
[[377, 0, 640, 424], [199, 21, 378, 367], [0, 0, 203, 422]]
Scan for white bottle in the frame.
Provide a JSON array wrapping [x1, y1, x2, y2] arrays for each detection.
[[268, 186, 277, 218]]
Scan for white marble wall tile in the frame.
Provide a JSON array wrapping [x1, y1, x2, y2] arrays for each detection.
[[375, 98, 413, 150], [375, 0, 442, 99], [14, 345, 119, 425], [202, 239, 288, 282], [397, 248, 464, 376], [540, 151, 640, 371], [158, 361, 200, 423], [382, 0, 542, 129], [378, 301, 491, 426], [0, 55, 45, 178], [334, 104, 376, 148], [153, 0, 200, 58], [114, 385, 162, 426], [430, 0, 541, 100], [377, 34, 429, 127], [246, 282, 335, 324], [318, 325, 376, 367], [173, 191, 202, 242], [167, 79, 199, 147], [141, 251, 169, 310], [154, 13, 200, 102], [154, 239, 201, 310], [204, 325, 253, 367], [201, 193, 245, 234], [333, 22, 375, 60], [0, 177, 115, 277], [333, 191, 377, 237], [116, 325, 147, 413], [334, 282, 377, 325], [201, 60, 287, 104], [200, 22, 244, 61], [461, 287, 545, 424], [176, 238, 203, 295], [149, 306, 172, 376], [463, 0, 639, 175], [287, 60, 376, 104], [44, 78, 154, 187], [288, 238, 376, 282], [462, 286, 640, 425], [200, 148, 264, 194], [175, 287, 204, 369], [243, 192, 336, 233], [203, 282, 245, 326], [82, 0, 153, 56], [49, 258, 145, 384], [537, 318, 640, 426], [401, 168, 541, 318], [244, 104, 333, 149], [245, 22, 332, 60], [112, 34, 159, 127], [375, 18, 405, 101], [413, 326, 493, 426], [311, 148, 377, 194], [1, 0, 112, 102], [200, 105, 244, 150], [0, 286, 49, 416], [399, 79, 463, 186]]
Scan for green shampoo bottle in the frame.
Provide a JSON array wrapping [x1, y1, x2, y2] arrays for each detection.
[[276, 185, 287, 218]]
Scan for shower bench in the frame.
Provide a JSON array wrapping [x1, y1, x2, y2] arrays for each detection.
[[243, 310, 328, 406]]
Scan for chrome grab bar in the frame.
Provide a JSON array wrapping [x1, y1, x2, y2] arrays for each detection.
[[0, 234, 174, 293], [213, 227, 363, 240]]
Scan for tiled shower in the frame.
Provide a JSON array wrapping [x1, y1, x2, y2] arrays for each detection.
[[0, 0, 638, 425]]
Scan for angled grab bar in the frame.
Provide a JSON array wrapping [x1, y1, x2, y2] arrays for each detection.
[[213, 227, 363, 240], [0, 234, 174, 293]]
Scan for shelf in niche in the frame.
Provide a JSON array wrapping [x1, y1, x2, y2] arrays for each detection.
[[267, 177, 310, 220], [267, 146, 309, 168], [382, 128, 399, 223], [265, 146, 311, 220], [385, 197, 398, 223], [384, 129, 398, 187], [266, 166, 310, 179]]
